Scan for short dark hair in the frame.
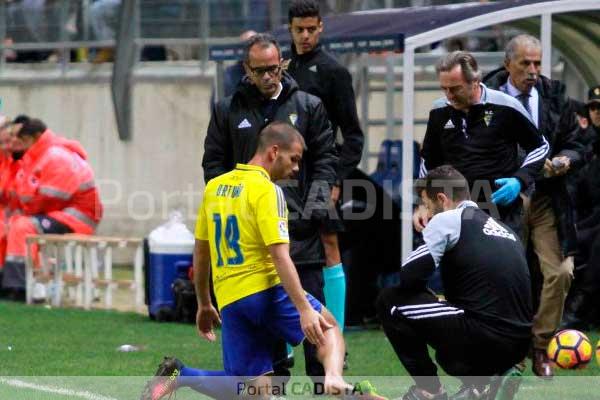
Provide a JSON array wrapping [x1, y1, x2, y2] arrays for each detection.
[[243, 33, 281, 64], [13, 114, 31, 125], [257, 121, 306, 153], [17, 117, 47, 138], [288, 0, 321, 23], [416, 165, 470, 202], [436, 51, 482, 83]]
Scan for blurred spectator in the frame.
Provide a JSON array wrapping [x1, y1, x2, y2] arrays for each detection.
[[566, 99, 596, 162], [223, 30, 257, 98], [561, 85, 600, 330], [89, 0, 121, 63], [6, 0, 53, 62], [1, 116, 103, 301], [211, 30, 256, 107], [0, 119, 13, 292]]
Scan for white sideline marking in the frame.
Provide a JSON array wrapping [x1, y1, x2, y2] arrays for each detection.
[[0, 378, 119, 400]]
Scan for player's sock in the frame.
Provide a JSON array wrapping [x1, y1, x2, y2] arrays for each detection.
[[323, 263, 346, 331], [178, 367, 237, 400]]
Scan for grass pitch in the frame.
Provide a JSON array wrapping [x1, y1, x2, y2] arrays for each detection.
[[1, 300, 600, 399]]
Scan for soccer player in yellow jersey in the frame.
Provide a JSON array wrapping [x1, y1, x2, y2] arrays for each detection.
[[141, 122, 386, 400]]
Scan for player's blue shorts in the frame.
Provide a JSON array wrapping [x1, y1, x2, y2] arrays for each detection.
[[220, 284, 322, 377]]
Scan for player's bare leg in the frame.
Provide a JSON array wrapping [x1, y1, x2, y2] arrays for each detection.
[[314, 307, 351, 396], [315, 308, 386, 399]]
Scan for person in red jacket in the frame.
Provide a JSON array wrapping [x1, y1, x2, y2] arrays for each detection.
[[1, 116, 103, 301], [0, 119, 13, 284]]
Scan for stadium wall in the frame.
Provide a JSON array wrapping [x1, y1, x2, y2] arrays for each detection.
[[0, 67, 435, 239], [0, 70, 212, 238]]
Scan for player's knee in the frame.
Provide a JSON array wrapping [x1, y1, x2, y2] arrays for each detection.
[[321, 306, 339, 329]]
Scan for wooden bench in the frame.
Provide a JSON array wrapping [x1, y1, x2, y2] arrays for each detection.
[[25, 234, 144, 312]]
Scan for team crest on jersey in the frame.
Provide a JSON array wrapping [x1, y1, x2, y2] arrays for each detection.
[[483, 217, 516, 241], [289, 113, 298, 126], [484, 110, 493, 126], [278, 220, 289, 239]]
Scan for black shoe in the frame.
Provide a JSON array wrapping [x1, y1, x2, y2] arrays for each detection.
[[140, 357, 183, 400]]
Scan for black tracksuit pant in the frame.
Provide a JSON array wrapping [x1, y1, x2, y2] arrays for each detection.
[[376, 287, 530, 394]]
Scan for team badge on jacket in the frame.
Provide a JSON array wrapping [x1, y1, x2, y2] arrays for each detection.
[[289, 113, 298, 126], [484, 110, 494, 127]]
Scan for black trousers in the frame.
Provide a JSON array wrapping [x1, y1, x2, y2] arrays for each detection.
[[376, 287, 529, 393], [272, 267, 325, 381]]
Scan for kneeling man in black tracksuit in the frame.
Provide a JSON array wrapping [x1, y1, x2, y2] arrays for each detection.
[[377, 165, 532, 400]]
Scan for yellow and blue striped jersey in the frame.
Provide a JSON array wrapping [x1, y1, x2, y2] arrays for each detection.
[[195, 163, 289, 309]]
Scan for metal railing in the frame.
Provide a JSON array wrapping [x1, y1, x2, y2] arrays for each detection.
[[0, 0, 498, 73]]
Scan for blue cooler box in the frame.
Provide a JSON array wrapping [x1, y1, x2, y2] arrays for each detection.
[[148, 242, 193, 320]]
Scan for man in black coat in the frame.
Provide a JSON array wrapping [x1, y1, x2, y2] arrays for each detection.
[[286, 0, 364, 345], [379, 165, 532, 400], [483, 34, 583, 379], [561, 85, 600, 330], [202, 33, 338, 385]]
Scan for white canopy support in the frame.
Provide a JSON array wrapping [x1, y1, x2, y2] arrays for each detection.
[[400, 0, 600, 263], [541, 13, 552, 78]]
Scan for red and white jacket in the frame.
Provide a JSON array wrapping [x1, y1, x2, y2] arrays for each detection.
[[14, 130, 103, 234]]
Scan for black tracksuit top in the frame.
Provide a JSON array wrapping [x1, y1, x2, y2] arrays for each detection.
[[420, 84, 548, 194], [287, 44, 364, 183]]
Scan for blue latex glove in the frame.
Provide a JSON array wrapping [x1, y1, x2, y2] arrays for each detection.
[[491, 177, 521, 206]]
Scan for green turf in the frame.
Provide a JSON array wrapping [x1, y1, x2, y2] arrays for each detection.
[[2, 300, 600, 399]]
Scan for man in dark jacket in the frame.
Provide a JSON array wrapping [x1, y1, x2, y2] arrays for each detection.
[[483, 34, 583, 379], [202, 33, 337, 384], [286, 0, 364, 342], [379, 165, 531, 400], [414, 51, 548, 240], [561, 85, 600, 330]]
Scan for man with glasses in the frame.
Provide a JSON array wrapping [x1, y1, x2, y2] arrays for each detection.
[[202, 33, 338, 387]]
